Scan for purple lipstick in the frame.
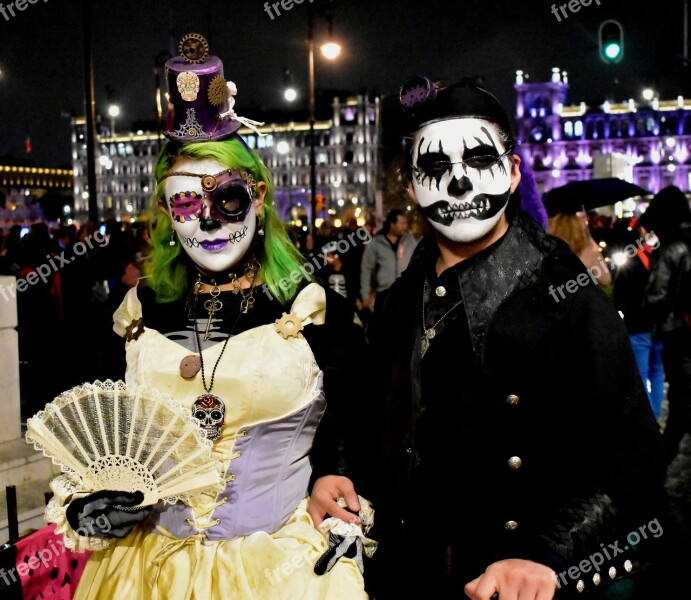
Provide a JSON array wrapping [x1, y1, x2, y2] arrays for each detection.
[[199, 239, 229, 252]]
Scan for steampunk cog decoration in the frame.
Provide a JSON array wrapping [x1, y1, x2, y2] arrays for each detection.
[[399, 76, 438, 108], [124, 317, 145, 342], [275, 313, 305, 339], [179, 33, 209, 64], [208, 75, 229, 106], [201, 175, 218, 192]]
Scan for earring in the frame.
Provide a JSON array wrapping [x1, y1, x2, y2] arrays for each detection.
[[257, 217, 265, 236], [169, 230, 177, 246]]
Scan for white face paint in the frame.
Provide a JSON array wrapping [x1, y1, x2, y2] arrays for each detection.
[[163, 157, 256, 273], [411, 118, 513, 243]]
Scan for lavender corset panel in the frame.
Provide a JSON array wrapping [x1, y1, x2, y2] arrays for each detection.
[[150, 390, 326, 541]]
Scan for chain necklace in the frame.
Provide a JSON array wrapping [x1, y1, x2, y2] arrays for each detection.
[[421, 277, 463, 358], [182, 262, 258, 441]]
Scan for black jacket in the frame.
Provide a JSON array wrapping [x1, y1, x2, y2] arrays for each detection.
[[612, 247, 656, 334], [645, 222, 691, 335], [367, 211, 666, 598]]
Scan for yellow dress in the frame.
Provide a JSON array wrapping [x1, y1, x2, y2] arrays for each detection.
[[70, 283, 368, 599]]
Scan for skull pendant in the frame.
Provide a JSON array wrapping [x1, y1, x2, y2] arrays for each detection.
[[192, 394, 225, 441]]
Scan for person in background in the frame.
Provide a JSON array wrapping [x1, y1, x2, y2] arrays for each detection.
[[613, 220, 664, 419], [360, 208, 416, 312], [643, 185, 691, 464], [548, 212, 612, 287], [338, 217, 368, 311]]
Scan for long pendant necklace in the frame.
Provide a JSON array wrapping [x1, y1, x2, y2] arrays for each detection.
[[183, 263, 258, 440], [191, 305, 242, 441], [421, 278, 463, 358]]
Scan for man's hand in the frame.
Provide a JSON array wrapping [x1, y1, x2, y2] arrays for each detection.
[[362, 293, 376, 312], [308, 475, 361, 528], [464, 559, 557, 600]]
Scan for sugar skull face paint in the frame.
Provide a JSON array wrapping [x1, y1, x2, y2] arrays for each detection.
[[163, 158, 259, 273], [410, 118, 515, 243], [170, 191, 203, 223]]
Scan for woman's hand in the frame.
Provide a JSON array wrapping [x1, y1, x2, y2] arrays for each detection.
[[308, 475, 361, 528], [464, 559, 557, 600]]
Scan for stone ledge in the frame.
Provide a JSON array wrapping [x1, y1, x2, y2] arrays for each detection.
[[0, 438, 59, 488]]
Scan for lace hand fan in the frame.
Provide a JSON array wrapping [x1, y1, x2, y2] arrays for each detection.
[[26, 380, 222, 506]]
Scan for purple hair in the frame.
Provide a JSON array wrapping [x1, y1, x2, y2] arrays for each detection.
[[515, 147, 548, 229]]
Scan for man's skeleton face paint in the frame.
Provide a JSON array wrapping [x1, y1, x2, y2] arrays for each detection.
[[163, 158, 257, 273], [411, 118, 514, 243]]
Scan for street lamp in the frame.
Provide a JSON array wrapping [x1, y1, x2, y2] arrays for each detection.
[[108, 104, 120, 136], [307, 5, 341, 231], [283, 68, 298, 102]]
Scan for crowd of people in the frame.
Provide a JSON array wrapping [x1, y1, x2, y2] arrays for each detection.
[[0, 219, 149, 413]]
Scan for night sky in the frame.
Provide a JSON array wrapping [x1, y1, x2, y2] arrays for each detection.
[[0, 0, 688, 168]]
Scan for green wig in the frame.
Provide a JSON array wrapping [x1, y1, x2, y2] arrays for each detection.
[[147, 137, 311, 305]]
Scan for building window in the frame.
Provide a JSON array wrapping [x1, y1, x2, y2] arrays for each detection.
[[564, 121, 574, 138]]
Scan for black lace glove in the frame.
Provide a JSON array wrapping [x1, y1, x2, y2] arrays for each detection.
[[66, 490, 152, 539]]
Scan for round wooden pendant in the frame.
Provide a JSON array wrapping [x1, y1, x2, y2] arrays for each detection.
[[179, 355, 202, 379]]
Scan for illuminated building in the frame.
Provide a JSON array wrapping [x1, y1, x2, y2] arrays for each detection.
[[71, 95, 381, 224], [515, 69, 691, 195], [0, 164, 73, 226]]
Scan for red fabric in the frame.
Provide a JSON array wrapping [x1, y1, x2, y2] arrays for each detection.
[[636, 246, 650, 270], [14, 525, 91, 600]]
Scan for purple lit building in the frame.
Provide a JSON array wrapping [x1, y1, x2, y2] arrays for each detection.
[[515, 69, 691, 195]]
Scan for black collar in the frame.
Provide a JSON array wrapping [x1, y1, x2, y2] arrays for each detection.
[[405, 211, 559, 359]]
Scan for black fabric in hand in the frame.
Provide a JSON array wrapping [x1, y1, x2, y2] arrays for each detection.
[[66, 490, 152, 539], [314, 531, 363, 576]]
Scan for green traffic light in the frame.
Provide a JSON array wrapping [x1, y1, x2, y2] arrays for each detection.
[[604, 43, 621, 60]]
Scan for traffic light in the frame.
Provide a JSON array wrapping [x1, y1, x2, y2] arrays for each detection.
[[599, 20, 624, 64], [315, 194, 324, 212]]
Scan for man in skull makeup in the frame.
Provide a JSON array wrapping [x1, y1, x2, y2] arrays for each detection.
[[47, 35, 375, 599], [366, 78, 667, 599]]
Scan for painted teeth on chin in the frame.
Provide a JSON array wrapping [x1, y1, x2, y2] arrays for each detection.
[[442, 198, 490, 218]]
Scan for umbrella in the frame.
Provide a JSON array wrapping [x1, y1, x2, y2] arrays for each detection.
[[543, 178, 650, 216]]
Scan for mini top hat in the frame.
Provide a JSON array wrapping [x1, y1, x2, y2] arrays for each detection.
[[164, 33, 262, 142], [399, 76, 514, 142]]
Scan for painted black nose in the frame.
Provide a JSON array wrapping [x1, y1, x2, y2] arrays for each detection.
[[199, 217, 221, 232], [447, 175, 473, 197]]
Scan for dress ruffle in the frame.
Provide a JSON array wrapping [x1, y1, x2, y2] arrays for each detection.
[[74, 498, 367, 600]]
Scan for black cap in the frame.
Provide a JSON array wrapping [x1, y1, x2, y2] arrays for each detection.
[[399, 76, 514, 142]]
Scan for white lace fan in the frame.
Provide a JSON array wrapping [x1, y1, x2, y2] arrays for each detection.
[[26, 380, 222, 506]]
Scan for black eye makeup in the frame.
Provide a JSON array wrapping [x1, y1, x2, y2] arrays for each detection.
[[213, 180, 253, 222], [412, 125, 513, 188], [164, 169, 257, 224]]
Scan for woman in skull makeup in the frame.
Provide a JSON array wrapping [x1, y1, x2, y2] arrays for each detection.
[[366, 79, 666, 599], [47, 36, 373, 600]]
